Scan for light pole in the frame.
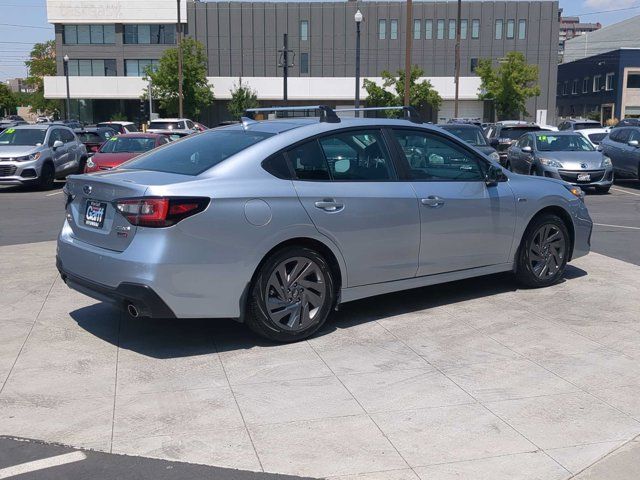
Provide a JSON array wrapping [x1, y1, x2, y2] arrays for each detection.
[[177, 0, 183, 118], [354, 9, 363, 117], [63, 54, 70, 121]]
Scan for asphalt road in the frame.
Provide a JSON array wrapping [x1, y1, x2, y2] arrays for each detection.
[[1, 178, 639, 265]]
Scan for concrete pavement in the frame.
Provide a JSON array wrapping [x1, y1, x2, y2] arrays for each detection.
[[1, 240, 640, 479]]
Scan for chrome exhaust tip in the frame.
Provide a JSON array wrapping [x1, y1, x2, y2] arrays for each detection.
[[126, 303, 140, 318]]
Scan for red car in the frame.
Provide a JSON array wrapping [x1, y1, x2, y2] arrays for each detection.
[[84, 133, 169, 173]]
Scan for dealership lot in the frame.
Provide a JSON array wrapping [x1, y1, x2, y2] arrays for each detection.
[[0, 181, 639, 479]]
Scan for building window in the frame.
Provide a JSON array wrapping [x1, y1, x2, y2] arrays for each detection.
[[605, 72, 615, 91], [124, 24, 176, 44], [379, 20, 386, 40], [506, 20, 515, 39], [300, 53, 309, 74], [471, 19, 480, 39], [495, 20, 503, 40], [563, 81, 569, 95], [518, 19, 526, 39], [125, 59, 159, 77], [448, 20, 456, 40], [67, 59, 116, 76], [413, 19, 421, 40], [627, 74, 640, 88], [63, 24, 115, 45], [437, 19, 444, 39], [425, 19, 433, 39], [390, 19, 398, 40], [572, 79, 579, 95], [460, 19, 468, 39], [583, 77, 589, 93], [300, 20, 308, 41], [593, 75, 601, 92], [470, 58, 478, 72]]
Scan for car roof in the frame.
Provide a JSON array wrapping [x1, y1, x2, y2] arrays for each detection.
[[151, 118, 190, 122], [7, 124, 57, 130], [98, 121, 135, 125], [440, 123, 480, 129], [530, 131, 584, 136], [113, 133, 163, 138]]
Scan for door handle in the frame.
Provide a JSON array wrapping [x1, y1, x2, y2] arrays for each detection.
[[420, 196, 445, 207], [314, 199, 344, 212]]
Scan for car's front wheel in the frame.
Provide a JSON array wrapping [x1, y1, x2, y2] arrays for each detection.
[[37, 162, 55, 190], [515, 214, 570, 288], [247, 246, 336, 342]]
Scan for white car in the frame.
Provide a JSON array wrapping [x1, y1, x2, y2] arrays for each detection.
[[147, 118, 199, 135], [96, 121, 139, 134], [576, 127, 610, 147]]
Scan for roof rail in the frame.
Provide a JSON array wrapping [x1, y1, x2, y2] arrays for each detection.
[[245, 105, 340, 123], [334, 106, 423, 124]]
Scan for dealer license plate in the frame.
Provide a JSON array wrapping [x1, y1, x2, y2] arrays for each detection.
[[577, 173, 591, 182], [84, 200, 107, 229]]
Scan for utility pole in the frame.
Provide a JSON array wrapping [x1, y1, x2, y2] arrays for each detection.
[[454, 0, 461, 118], [354, 10, 363, 117], [177, 0, 184, 118], [278, 34, 294, 102], [403, 0, 413, 106]]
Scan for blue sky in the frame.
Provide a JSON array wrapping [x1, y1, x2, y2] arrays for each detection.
[[0, 0, 637, 81]]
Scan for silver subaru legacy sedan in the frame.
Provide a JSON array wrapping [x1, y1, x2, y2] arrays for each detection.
[[57, 107, 593, 342]]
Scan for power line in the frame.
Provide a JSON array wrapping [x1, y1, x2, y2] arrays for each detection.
[[0, 22, 52, 29]]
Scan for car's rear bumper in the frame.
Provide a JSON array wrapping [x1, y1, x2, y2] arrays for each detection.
[[57, 255, 176, 318]]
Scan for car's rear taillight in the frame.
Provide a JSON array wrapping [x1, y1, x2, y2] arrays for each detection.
[[115, 197, 210, 227]]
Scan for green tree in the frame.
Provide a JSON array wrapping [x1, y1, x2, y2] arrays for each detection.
[[24, 40, 61, 115], [227, 79, 259, 120], [475, 51, 540, 120], [363, 65, 442, 117], [144, 38, 214, 118], [0, 83, 16, 116]]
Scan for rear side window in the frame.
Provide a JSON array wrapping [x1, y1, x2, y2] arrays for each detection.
[[262, 153, 292, 179], [123, 130, 274, 175]]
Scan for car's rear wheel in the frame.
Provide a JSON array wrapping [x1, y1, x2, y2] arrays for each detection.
[[77, 156, 87, 174], [247, 247, 336, 342], [505, 161, 512, 171], [38, 162, 55, 190], [515, 214, 570, 288]]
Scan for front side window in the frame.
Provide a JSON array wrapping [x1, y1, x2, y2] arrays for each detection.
[[437, 19, 444, 40], [425, 19, 433, 39], [495, 19, 503, 40], [460, 19, 467, 39], [124, 130, 274, 175], [392, 129, 485, 181], [379, 20, 386, 40], [518, 19, 526, 39], [414, 19, 421, 40], [390, 19, 398, 40], [506, 19, 515, 39], [471, 19, 480, 39], [300, 20, 308, 41]]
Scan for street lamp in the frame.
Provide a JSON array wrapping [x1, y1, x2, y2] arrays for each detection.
[[63, 54, 71, 121], [354, 9, 363, 117]]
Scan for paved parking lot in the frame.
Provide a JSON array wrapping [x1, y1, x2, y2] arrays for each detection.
[[0, 181, 639, 479]]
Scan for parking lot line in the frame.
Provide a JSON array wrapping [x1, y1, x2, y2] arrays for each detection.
[[593, 223, 640, 231], [0, 451, 87, 479], [45, 191, 64, 197], [611, 187, 640, 197]]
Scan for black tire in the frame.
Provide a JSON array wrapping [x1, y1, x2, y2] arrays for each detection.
[[505, 161, 512, 172], [77, 156, 87, 174], [595, 186, 611, 194], [38, 162, 55, 190], [530, 166, 539, 176], [515, 213, 570, 288], [246, 246, 336, 342]]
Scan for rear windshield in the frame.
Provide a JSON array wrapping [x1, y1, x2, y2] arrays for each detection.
[[149, 121, 184, 130], [100, 136, 157, 153], [441, 126, 488, 145], [0, 128, 47, 146], [573, 122, 602, 130], [123, 130, 274, 175], [535, 134, 595, 152], [500, 127, 541, 140]]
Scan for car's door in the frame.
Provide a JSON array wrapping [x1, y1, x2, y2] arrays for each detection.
[[609, 128, 629, 174], [389, 128, 516, 277], [47, 128, 67, 172], [289, 129, 421, 287], [60, 128, 80, 172], [622, 129, 640, 176], [519, 135, 535, 173]]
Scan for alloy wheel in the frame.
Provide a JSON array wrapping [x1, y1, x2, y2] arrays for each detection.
[[265, 257, 327, 331], [529, 224, 565, 279]]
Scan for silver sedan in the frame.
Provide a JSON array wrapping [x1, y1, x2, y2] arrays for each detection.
[[506, 131, 614, 194], [57, 109, 592, 342]]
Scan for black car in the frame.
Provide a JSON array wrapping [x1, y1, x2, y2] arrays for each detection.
[[613, 118, 640, 128], [599, 126, 640, 179], [439, 124, 500, 162], [73, 127, 115, 154], [485, 122, 543, 166]]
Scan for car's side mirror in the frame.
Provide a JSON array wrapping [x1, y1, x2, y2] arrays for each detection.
[[489, 138, 498, 147], [52, 140, 64, 149], [596, 144, 603, 151], [485, 164, 507, 186], [521, 146, 533, 154], [628, 140, 639, 148]]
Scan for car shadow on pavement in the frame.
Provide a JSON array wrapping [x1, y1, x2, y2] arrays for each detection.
[[70, 265, 587, 357]]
